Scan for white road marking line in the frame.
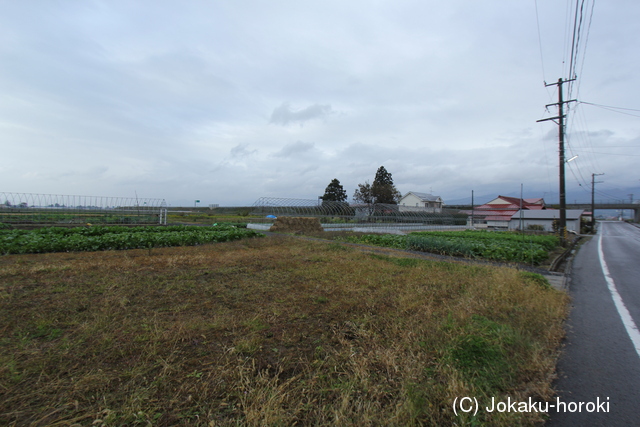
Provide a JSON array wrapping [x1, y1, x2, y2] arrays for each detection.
[[598, 232, 640, 358]]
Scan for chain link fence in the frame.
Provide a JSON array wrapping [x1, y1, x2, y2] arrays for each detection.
[[249, 197, 468, 233]]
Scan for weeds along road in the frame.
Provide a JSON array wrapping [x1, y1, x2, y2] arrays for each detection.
[[549, 221, 640, 426]]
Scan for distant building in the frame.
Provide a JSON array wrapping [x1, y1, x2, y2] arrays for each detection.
[[466, 195, 546, 229], [399, 192, 443, 213], [508, 209, 584, 233]]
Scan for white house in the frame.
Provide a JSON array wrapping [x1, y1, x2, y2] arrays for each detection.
[[508, 209, 584, 233], [399, 192, 443, 213]]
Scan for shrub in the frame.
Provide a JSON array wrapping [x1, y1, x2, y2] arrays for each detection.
[[526, 224, 545, 231]]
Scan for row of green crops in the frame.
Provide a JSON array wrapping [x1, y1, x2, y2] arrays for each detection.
[[0, 225, 263, 255], [411, 230, 559, 251], [341, 230, 559, 265]]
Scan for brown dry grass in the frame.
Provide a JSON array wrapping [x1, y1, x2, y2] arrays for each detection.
[[269, 217, 323, 233], [0, 235, 568, 426]]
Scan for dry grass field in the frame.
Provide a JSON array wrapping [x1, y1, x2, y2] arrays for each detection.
[[0, 235, 568, 426]]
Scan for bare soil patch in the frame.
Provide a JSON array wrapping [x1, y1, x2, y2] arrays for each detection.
[[269, 216, 323, 233]]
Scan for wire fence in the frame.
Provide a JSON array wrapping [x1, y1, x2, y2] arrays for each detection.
[[249, 197, 468, 233], [0, 192, 167, 226]]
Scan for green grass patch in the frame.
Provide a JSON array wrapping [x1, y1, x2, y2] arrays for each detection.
[[448, 315, 519, 392], [340, 230, 559, 265], [369, 253, 422, 267], [518, 271, 552, 289]]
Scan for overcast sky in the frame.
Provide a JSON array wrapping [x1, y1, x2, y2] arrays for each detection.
[[2, 1, 639, 207]]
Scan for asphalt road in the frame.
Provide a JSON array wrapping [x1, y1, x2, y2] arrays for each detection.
[[548, 221, 640, 426]]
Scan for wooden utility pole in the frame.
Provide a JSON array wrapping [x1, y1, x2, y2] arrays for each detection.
[[471, 190, 474, 227], [537, 78, 576, 245]]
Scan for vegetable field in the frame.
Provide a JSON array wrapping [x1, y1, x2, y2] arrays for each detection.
[[0, 225, 263, 255], [341, 230, 559, 265]]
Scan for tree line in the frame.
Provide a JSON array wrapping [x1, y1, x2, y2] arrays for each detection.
[[320, 166, 402, 205]]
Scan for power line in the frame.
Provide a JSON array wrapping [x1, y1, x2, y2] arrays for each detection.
[[566, 159, 590, 189], [568, 0, 587, 98], [568, 103, 603, 175], [579, 101, 640, 113], [566, 149, 590, 186], [534, 0, 548, 84], [568, 1, 581, 85], [581, 106, 640, 118], [574, 0, 596, 100], [594, 188, 623, 200], [579, 145, 640, 148], [562, 0, 574, 80], [578, 104, 603, 172], [559, 1, 598, 187], [573, 151, 640, 157]]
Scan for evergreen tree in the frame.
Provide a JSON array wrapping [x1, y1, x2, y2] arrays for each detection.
[[373, 166, 394, 186], [371, 166, 402, 204], [321, 178, 348, 203]]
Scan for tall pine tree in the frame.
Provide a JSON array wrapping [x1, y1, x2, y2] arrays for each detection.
[[320, 178, 349, 215], [321, 178, 347, 203]]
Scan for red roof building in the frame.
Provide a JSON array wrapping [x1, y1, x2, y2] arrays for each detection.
[[466, 195, 546, 228]]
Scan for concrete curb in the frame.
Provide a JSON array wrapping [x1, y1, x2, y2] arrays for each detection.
[[543, 272, 567, 291], [544, 235, 593, 291]]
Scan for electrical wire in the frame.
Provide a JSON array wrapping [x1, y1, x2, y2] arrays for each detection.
[[566, 159, 591, 190], [564, 1, 608, 200], [574, 0, 596, 100], [594, 188, 624, 200], [573, 151, 640, 157], [581, 145, 640, 148], [579, 101, 640, 113], [577, 104, 603, 173], [567, 0, 580, 85], [534, 0, 548, 84], [566, 149, 591, 188], [568, 0, 587, 98], [562, 0, 574, 80], [567, 102, 603, 176]]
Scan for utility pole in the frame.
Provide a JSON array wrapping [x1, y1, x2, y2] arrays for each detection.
[[519, 184, 524, 233], [592, 173, 604, 233], [471, 190, 474, 228], [537, 78, 576, 245]]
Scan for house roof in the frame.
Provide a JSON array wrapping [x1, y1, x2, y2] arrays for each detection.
[[461, 196, 547, 220], [402, 192, 442, 202], [476, 195, 546, 212], [524, 198, 544, 205], [510, 209, 585, 220]]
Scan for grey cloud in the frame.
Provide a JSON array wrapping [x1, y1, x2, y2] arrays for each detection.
[[269, 102, 333, 125], [273, 141, 315, 158], [230, 143, 257, 158]]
